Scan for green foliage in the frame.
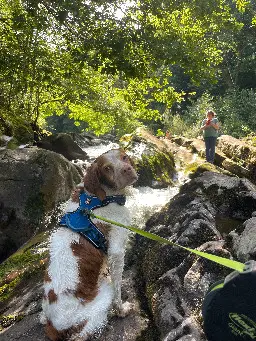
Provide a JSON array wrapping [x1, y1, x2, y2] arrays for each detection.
[[0, 0, 254, 138], [130, 0, 241, 82], [156, 129, 164, 137], [163, 113, 200, 138], [215, 88, 256, 137], [185, 93, 215, 123], [163, 87, 256, 139]]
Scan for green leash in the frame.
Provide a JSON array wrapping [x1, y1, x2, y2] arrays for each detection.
[[90, 212, 245, 272]]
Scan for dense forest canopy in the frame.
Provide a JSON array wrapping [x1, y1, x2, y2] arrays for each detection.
[[0, 0, 256, 139]]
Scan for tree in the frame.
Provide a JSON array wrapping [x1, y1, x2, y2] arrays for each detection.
[[0, 0, 253, 138]]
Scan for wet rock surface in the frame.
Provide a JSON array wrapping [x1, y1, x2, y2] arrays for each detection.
[[233, 217, 256, 261]]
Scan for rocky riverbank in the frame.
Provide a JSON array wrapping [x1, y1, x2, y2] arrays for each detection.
[[1, 130, 256, 340]]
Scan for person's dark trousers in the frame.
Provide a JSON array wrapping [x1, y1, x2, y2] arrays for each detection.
[[204, 137, 217, 163]]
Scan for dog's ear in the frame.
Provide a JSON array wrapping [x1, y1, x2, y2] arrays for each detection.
[[71, 187, 83, 203], [120, 149, 136, 170], [84, 162, 106, 201]]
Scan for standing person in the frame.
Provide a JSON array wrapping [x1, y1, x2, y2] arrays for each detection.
[[200, 110, 219, 164]]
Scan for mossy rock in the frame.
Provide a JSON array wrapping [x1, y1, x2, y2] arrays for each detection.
[[0, 313, 24, 331], [136, 150, 175, 187], [184, 161, 232, 179], [222, 159, 250, 178], [122, 129, 175, 187], [0, 148, 81, 262], [0, 231, 49, 304]]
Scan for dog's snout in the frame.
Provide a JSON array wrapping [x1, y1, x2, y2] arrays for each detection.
[[122, 165, 132, 174]]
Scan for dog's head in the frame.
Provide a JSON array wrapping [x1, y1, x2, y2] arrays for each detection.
[[84, 149, 138, 200]]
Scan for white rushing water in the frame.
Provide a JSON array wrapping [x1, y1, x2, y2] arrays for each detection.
[[84, 142, 120, 160], [83, 142, 180, 228]]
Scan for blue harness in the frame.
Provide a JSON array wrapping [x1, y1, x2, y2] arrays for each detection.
[[59, 192, 126, 253]]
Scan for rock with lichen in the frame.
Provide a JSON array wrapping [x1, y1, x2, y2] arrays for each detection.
[[170, 134, 256, 184], [217, 135, 256, 184]]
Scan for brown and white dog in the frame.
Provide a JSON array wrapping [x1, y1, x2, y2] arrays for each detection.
[[41, 149, 138, 341]]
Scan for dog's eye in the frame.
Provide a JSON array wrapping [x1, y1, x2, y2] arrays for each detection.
[[104, 166, 111, 172], [122, 155, 128, 161]]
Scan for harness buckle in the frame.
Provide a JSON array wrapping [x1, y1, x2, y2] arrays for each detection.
[[81, 208, 92, 216]]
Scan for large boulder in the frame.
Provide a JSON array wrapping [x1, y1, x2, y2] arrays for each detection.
[[0, 147, 81, 262], [217, 135, 255, 163], [134, 171, 256, 340], [70, 132, 112, 148], [121, 129, 175, 188], [37, 133, 88, 161]]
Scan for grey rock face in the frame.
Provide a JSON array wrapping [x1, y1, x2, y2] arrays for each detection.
[[0, 147, 81, 261], [135, 171, 256, 340], [233, 217, 256, 261]]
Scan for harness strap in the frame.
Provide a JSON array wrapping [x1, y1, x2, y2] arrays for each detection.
[[59, 192, 126, 253]]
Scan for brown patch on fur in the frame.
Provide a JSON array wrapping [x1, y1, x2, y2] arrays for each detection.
[[44, 270, 51, 283], [84, 162, 106, 201], [45, 320, 63, 341], [48, 289, 58, 303], [92, 155, 117, 189], [45, 319, 88, 341], [40, 257, 49, 266], [71, 223, 109, 302], [118, 149, 137, 170], [71, 186, 84, 202], [66, 319, 88, 339]]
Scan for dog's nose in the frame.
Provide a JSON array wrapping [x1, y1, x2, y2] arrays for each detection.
[[122, 165, 132, 174]]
